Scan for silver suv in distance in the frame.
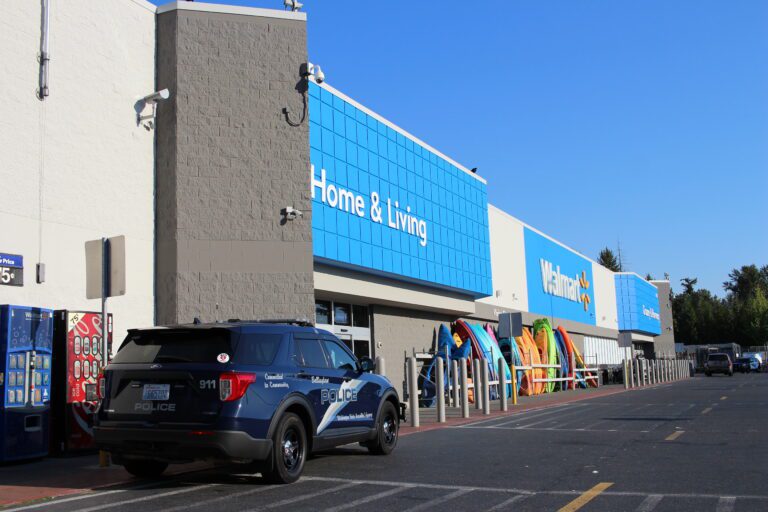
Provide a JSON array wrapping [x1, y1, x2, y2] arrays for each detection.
[[704, 353, 733, 377]]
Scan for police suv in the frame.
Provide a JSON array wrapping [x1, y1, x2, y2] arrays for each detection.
[[94, 320, 402, 484]]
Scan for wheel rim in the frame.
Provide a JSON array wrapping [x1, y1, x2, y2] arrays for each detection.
[[282, 428, 302, 471], [382, 413, 397, 445]]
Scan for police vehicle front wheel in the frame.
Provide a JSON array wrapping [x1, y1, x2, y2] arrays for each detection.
[[264, 413, 307, 484], [123, 459, 168, 478], [367, 401, 398, 455]]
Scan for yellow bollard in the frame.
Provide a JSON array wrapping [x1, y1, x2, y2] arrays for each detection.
[[99, 450, 110, 467], [511, 365, 518, 406]]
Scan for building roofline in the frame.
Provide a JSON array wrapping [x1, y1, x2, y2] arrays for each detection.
[[156, 1, 307, 21]]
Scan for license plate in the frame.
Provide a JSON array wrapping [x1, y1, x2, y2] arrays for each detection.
[[142, 384, 170, 401]]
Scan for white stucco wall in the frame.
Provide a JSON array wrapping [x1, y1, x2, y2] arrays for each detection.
[[0, 0, 156, 349], [479, 205, 529, 312], [592, 262, 619, 330]]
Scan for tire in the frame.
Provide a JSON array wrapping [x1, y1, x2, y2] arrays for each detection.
[[705, 372, 711, 377], [367, 401, 399, 456], [263, 412, 307, 484], [123, 459, 168, 478]]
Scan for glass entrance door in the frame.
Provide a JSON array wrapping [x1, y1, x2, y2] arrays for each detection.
[[315, 300, 372, 359]]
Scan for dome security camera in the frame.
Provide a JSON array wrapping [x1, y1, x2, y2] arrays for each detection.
[[313, 65, 325, 83]]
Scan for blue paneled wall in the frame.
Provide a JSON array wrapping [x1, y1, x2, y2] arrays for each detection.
[[308, 82, 492, 297], [615, 274, 661, 335]]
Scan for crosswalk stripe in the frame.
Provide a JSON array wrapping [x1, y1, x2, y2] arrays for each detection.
[[635, 494, 663, 511], [319, 486, 408, 512], [484, 494, 530, 511], [716, 496, 736, 512], [400, 489, 471, 512]]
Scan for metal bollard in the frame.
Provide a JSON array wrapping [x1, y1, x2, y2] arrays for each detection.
[[436, 357, 445, 423], [375, 356, 386, 376], [623, 360, 629, 390], [499, 358, 508, 412], [407, 357, 419, 427], [460, 359, 470, 418], [481, 361, 490, 415], [655, 361, 660, 383], [635, 359, 642, 387], [650, 361, 656, 385], [451, 359, 460, 408], [473, 359, 483, 410], [629, 359, 635, 388], [511, 364, 518, 405]]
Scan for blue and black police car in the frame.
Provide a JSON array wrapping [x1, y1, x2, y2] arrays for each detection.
[[94, 319, 403, 484]]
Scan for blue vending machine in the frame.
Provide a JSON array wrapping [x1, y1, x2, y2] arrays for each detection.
[[0, 305, 54, 462]]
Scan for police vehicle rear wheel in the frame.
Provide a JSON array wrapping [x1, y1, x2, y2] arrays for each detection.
[[367, 401, 398, 455], [264, 412, 306, 484], [123, 459, 168, 478]]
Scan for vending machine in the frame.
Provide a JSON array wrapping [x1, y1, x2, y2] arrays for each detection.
[[51, 310, 112, 454], [0, 305, 54, 462]]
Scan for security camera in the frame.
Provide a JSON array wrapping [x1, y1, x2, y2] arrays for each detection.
[[284, 206, 303, 220], [313, 65, 325, 83], [142, 89, 170, 105], [284, 0, 303, 11]]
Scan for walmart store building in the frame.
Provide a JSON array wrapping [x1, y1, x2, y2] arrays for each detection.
[[1, 1, 674, 394]]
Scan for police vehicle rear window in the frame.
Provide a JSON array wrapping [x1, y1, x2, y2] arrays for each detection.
[[112, 330, 233, 364], [236, 334, 283, 365], [708, 354, 728, 361]]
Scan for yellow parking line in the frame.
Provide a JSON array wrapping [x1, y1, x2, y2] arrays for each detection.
[[720, 396, 727, 400], [665, 430, 685, 441], [701, 407, 712, 415], [558, 482, 614, 512]]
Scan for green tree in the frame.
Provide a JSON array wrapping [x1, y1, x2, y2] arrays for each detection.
[[597, 247, 622, 272], [723, 265, 768, 302]]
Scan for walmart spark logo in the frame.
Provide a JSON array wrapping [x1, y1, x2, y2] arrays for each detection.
[[579, 271, 591, 312], [540, 260, 592, 312]]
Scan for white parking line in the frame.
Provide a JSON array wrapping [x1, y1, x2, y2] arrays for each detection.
[[484, 494, 530, 511], [157, 483, 282, 512], [1, 481, 204, 512], [458, 404, 578, 428], [512, 405, 593, 429], [319, 486, 409, 512], [244, 482, 359, 511], [400, 489, 472, 512], [488, 404, 588, 428], [635, 494, 663, 511], [73, 484, 219, 512]]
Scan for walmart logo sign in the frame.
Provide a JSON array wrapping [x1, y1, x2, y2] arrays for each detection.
[[540, 259, 592, 312], [525, 228, 596, 325]]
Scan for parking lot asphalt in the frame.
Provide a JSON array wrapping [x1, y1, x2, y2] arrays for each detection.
[[4, 373, 767, 512]]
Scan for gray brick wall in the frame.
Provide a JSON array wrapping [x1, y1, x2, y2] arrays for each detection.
[[155, 9, 313, 325], [651, 281, 676, 357]]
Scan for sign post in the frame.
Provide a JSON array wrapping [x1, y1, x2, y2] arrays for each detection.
[[85, 236, 125, 469]]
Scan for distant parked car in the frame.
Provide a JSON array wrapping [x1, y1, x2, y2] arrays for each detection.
[[733, 357, 751, 373], [705, 353, 733, 377]]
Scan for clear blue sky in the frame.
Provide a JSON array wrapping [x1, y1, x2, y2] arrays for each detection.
[[152, 0, 768, 295]]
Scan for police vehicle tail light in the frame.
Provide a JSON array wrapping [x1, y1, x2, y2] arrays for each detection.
[[219, 372, 256, 402]]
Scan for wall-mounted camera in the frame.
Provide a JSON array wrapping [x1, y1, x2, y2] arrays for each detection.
[[283, 206, 304, 221], [137, 88, 171, 129]]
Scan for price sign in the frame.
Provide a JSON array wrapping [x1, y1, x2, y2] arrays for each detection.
[[0, 253, 23, 287]]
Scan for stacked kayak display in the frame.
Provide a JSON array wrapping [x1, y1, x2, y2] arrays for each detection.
[[418, 320, 596, 406], [533, 319, 558, 393]]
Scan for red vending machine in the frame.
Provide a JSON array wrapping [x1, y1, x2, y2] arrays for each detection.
[[51, 310, 112, 454]]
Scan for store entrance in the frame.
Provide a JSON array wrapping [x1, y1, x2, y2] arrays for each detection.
[[315, 300, 372, 360]]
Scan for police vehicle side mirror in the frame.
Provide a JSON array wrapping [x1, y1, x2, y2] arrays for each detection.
[[359, 356, 375, 373]]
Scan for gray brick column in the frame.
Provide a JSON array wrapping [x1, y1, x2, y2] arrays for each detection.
[[155, 8, 314, 325]]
